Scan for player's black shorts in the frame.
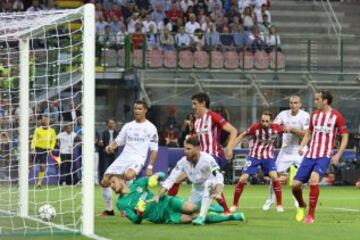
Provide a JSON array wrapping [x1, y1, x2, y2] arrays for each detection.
[[34, 148, 49, 164]]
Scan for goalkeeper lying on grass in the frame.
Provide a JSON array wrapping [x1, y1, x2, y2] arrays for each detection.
[[112, 173, 244, 225]]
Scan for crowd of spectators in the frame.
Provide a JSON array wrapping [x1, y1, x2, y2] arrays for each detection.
[[93, 0, 282, 53]]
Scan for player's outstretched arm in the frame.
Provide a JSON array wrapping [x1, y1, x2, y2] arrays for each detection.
[[234, 131, 247, 147], [298, 129, 311, 155]]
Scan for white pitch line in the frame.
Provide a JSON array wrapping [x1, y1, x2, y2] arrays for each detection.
[[333, 208, 360, 212]]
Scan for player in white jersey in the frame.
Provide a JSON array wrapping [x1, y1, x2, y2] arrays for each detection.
[[151, 137, 245, 225], [262, 96, 310, 211], [98, 100, 159, 216]]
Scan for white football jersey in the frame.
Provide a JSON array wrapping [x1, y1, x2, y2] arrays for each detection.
[[274, 109, 310, 151], [162, 152, 222, 192], [115, 120, 158, 165]]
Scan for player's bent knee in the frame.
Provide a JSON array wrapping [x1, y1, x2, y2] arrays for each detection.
[[292, 180, 302, 189]]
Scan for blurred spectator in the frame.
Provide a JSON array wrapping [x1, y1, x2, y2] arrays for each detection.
[[43, 100, 61, 129], [127, 12, 139, 33], [230, 16, 242, 33], [109, 15, 125, 34], [217, 16, 230, 33], [121, 1, 137, 20], [254, 0, 268, 11], [172, 18, 184, 34], [158, 17, 173, 32], [255, 4, 271, 23], [258, 14, 271, 35], [95, 2, 104, 18], [96, 15, 109, 34], [208, 0, 222, 13], [233, 24, 250, 50], [210, 4, 224, 26], [146, 24, 160, 49], [62, 101, 81, 123], [167, 2, 183, 22], [44, 0, 57, 10], [160, 28, 175, 51], [143, 13, 157, 33], [105, 3, 123, 20], [175, 26, 192, 48], [226, 4, 241, 20], [201, 16, 210, 32], [242, 6, 255, 31], [180, 0, 194, 13], [116, 25, 128, 47], [164, 124, 180, 148], [13, 0, 24, 11], [193, 29, 205, 51], [27, 0, 42, 12], [220, 26, 234, 50], [237, 0, 252, 14], [152, 2, 166, 24], [179, 113, 194, 147], [265, 25, 281, 52], [135, 0, 150, 12], [185, 14, 200, 37], [205, 22, 220, 50], [249, 25, 266, 52], [98, 25, 116, 49], [131, 22, 146, 49]]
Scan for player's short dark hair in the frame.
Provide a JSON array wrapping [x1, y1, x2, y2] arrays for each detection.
[[317, 90, 333, 105], [185, 136, 200, 147], [191, 92, 210, 108], [134, 99, 148, 109], [106, 118, 117, 124], [261, 110, 273, 120]]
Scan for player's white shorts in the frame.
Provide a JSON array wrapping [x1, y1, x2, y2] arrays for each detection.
[[188, 180, 223, 203], [188, 185, 204, 203], [276, 149, 304, 173], [104, 159, 143, 176]]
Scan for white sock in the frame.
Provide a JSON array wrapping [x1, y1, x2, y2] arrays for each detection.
[[102, 187, 113, 211], [199, 195, 212, 218], [267, 182, 276, 203]]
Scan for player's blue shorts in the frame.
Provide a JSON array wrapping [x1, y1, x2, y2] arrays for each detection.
[[243, 157, 277, 175], [294, 157, 330, 183], [214, 156, 227, 171]]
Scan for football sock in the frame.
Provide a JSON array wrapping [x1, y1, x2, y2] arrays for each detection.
[[205, 214, 232, 223], [292, 185, 306, 208], [102, 187, 113, 211], [308, 184, 320, 218], [37, 171, 45, 186], [216, 193, 230, 213], [168, 182, 180, 196], [272, 180, 283, 206], [233, 181, 246, 206]]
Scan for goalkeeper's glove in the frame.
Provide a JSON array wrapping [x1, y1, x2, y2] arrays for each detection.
[[135, 200, 146, 215], [148, 172, 166, 188]]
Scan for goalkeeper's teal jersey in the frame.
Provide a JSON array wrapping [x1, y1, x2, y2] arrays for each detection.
[[116, 176, 171, 224]]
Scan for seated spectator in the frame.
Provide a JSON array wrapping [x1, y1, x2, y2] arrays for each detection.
[[180, 0, 194, 13], [220, 26, 234, 50], [167, 2, 183, 23], [242, 6, 255, 31], [194, 0, 208, 15], [158, 18, 173, 33], [208, 0, 222, 13], [143, 14, 157, 33], [197, 7, 208, 28], [237, 0, 252, 14], [210, 4, 224, 27], [193, 29, 205, 51], [201, 16, 210, 32], [98, 25, 116, 49], [152, 2, 166, 24], [233, 24, 250, 50], [44, 0, 57, 10], [175, 26, 192, 49], [96, 15, 109, 34], [1, 1, 12, 12], [160, 28, 175, 51], [105, 3, 123, 20], [135, 0, 151, 12], [164, 124, 180, 148], [205, 22, 220, 50], [27, 0, 42, 12], [172, 18, 184, 34], [13, 0, 25, 12], [258, 14, 271, 35], [146, 24, 160, 49], [185, 14, 200, 38], [95, 2, 104, 18], [131, 22, 146, 49], [121, 1, 137, 20], [226, 4, 241, 20], [109, 15, 125, 34], [217, 16, 230, 33], [265, 25, 281, 52], [249, 25, 266, 52], [254, 0, 268, 12], [230, 16, 242, 33], [127, 13, 140, 34], [116, 25, 128, 48], [255, 4, 271, 23]]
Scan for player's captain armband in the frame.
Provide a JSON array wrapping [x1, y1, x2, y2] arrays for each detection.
[[211, 166, 220, 176]]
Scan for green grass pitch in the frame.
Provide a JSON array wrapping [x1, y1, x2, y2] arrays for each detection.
[[1, 184, 359, 240]]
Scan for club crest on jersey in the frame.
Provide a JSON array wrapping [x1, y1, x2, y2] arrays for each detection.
[[136, 186, 144, 193]]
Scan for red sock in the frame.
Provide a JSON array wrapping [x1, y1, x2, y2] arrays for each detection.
[[308, 185, 320, 218], [233, 181, 246, 206], [216, 193, 230, 213], [272, 180, 282, 206], [292, 186, 306, 208], [168, 183, 180, 196]]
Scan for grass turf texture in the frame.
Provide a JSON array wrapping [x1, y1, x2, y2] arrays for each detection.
[[1, 185, 359, 240]]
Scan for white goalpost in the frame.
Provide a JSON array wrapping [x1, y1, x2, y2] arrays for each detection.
[[0, 4, 96, 237]]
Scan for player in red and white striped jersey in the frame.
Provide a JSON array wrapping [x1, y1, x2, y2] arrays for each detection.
[[231, 111, 297, 213], [292, 90, 349, 224], [167, 93, 238, 214]]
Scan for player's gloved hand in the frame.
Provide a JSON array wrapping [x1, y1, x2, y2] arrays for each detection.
[[148, 172, 166, 188], [135, 200, 146, 215]]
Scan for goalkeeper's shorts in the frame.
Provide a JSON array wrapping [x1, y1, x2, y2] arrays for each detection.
[[163, 196, 186, 224]]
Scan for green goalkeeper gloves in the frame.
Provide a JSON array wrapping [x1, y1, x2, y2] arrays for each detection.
[[135, 200, 146, 215]]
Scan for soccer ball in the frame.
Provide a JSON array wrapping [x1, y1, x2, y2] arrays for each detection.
[[38, 204, 56, 222]]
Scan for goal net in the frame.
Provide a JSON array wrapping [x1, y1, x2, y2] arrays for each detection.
[[0, 4, 95, 236]]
